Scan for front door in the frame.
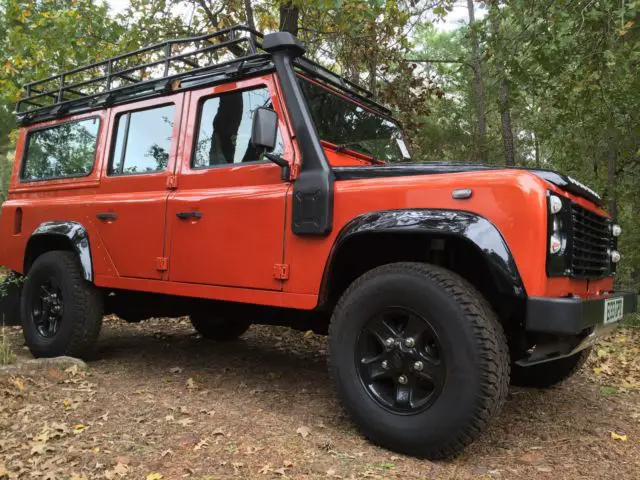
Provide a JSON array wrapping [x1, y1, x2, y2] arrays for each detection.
[[167, 76, 291, 290], [92, 94, 184, 279]]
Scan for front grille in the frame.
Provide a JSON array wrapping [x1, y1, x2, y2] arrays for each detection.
[[569, 203, 611, 277]]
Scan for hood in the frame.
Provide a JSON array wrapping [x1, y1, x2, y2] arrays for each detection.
[[331, 162, 602, 207]]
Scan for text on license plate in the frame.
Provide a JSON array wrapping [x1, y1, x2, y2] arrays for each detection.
[[604, 297, 624, 325]]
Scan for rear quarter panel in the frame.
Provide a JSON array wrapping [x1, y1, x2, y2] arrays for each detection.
[[0, 111, 117, 277]]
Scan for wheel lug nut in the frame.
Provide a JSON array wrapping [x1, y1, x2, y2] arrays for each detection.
[[398, 374, 408, 385], [413, 361, 423, 372], [404, 337, 415, 348], [381, 360, 389, 370], [385, 338, 395, 347]]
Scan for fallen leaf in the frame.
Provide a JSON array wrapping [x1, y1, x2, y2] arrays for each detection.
[[12, 376, 25, 391], [517, 452, 545, 465], [104, 462, 129, 479], [161, 449, 173, 457], [259, 464, 271, 474], [146, 474, 163, 480], [65, 364, 80, 376], [283, 460, 294, 468], [169, 367, 183, 374], [611, 432, 628, 441], [297, 426, 311, 438], [177, 418, 194, 427], [274, 467, 287, 475], [73, 424, 88, 434], [30, 443, 54, 455], [212, 427, 225, 436], [194, 438, 209, 451], [186, 378, 198, 390]]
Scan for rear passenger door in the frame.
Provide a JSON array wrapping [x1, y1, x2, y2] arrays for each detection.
[[92, 94, 183, 280], [167, 77, 291, 290]]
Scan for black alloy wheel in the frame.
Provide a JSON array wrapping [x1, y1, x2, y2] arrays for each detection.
[[30, 277, 65, 338], [356, 307, 445, 414]]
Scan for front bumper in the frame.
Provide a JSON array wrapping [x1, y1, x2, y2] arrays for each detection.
[[526, 291, 638, 335]]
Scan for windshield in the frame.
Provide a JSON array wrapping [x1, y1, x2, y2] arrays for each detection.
[[298, 77, 411, 163]]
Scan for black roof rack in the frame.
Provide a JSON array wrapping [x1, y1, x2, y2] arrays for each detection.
[[16, 25, 391, 125]]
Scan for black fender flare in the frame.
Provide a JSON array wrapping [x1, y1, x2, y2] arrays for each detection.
[[27, 221, 93, 282], [320, 209, 525, 303]]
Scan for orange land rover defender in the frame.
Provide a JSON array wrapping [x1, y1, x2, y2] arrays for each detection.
[[0, 27, 636, 459]]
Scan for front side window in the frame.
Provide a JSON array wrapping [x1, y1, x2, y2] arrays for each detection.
[[298, 78, 410, 163], [192, 87, 284, 168], [109, 104, 175, 175], [21, 118, 100, 181]]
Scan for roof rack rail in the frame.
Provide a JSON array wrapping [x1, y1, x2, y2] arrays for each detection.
[[16, 25, 390, 125]]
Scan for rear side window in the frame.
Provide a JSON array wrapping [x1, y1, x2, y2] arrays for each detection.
[[192, 87, 283, 168], [109, 104, 175, 175], [21, 117, 100, 181]]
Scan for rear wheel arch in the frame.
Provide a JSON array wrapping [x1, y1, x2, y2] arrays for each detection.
[[319, 209, 526, 325], [24, 221, 93, 282]]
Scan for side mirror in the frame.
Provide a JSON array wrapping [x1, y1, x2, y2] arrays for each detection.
[[251, 107, 278, 152]]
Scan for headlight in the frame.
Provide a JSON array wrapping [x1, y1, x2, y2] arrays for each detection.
[[549, 195, 563, 214], [610, 250, 621, 263], [548, 195, 566, 256], [611, 224, 622, 237]]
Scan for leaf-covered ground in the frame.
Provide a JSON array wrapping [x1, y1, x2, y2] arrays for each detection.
[[1, 318, 639, 479]]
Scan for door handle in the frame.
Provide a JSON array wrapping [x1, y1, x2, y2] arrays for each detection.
[[96, 212, 117, 220], [176, 211, 203, 220]]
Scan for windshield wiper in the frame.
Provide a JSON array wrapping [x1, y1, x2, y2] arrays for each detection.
[[334, 142, 378, 164]]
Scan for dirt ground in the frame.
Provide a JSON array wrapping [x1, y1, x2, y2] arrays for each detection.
[[1, 317, 639, 480]]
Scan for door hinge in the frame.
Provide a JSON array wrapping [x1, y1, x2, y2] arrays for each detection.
[[166, 175, 178, 190], [273, 264, 290, 280], [156, 257, 169, 271]]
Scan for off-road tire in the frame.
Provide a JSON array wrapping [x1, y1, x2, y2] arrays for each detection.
[[328, 262, 510, 460], [21, 251, 103, 358], [190, 314, 251, 341], [510, 347, 592, 388]]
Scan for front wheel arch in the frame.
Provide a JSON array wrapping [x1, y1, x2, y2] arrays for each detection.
[[319, 210, 526, 328]]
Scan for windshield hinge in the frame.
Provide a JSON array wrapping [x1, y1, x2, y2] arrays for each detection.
[[273, 264, 290, 281], [166, 175, 178, 190], [289, 163, 300, 180]]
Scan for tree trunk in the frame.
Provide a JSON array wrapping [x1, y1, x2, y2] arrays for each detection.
[[489, 1, 515, 166], [243, 0, 256, 31], [368, 50, 377, 99], [607, 128, 618, 220], [533, 132, 540, 168], [279, 2, 299, 36], [467, 0, 488, 163], [497, 75, 515, 165]]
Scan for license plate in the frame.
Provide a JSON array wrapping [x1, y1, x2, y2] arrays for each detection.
[[604, 297, 624, 325]]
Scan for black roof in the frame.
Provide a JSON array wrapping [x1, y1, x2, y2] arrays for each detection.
[[16, 25, 392, 126]]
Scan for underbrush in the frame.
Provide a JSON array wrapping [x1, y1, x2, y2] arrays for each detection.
[[0, 325, 16, 365]]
